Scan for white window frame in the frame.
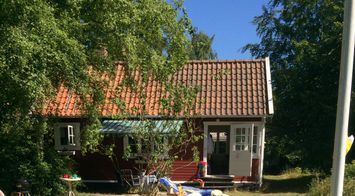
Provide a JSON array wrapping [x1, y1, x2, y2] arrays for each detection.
[[123, 135, 169, 159], [68, 125, 75, 145], [54, 123, 80, 151], [234, 127, 250, 151]]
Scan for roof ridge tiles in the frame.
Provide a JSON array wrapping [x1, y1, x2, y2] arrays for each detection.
[[113, 58, 266, 65], [188, 58, 265, 63]]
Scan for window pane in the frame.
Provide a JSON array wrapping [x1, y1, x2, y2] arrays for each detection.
[[253, 145, 257, 153], [219, 132, 227, 141], [254, 127, 258, 136], [141, 142, 149, 153], [235, 145, 241, 151], [69, 127, 74, 145], [253, 136, 257, 145], [128, 137, 138, 154], [253, 126, 258, 154], [211, 132, 218, 141], [253, 127, 258, 145], [236, 136, 241, 143], [236, 144, 249, 151], [236, 128, 241, 135], [60, 127, 68, 145]]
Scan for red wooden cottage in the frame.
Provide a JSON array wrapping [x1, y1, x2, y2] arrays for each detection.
[[45, 58, 274, 187]]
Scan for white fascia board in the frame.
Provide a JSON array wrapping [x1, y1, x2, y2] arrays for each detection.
[[265, 57, 274, 114]]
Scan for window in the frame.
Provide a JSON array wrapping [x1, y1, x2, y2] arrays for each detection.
[[218, 132, 227, 153], [252, 126, 262, 158], [54, 123, 80, 151], [235, 127, 250, 151], [252, 126, 258, 154], [59, 125, 75, 145], [233, 125, 261, 158], [123, 135, 168, 159], [210, 131, 228, 154], [126, 136, 150, 157], [128, 137, 139, 155]]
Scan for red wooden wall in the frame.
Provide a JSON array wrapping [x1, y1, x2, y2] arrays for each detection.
[[72, 118, 262, 183]]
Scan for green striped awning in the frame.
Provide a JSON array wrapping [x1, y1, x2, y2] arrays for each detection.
[[100, 120, 183, 134]]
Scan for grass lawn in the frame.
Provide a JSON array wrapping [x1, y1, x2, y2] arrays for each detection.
[[225, 171, 316, 196]]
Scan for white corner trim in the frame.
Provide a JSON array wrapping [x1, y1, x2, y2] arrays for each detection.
[[265, 57, 274, 114], [258, 123, 266, 186]]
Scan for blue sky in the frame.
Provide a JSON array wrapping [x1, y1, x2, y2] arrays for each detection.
[[184, 0, 269, 59]]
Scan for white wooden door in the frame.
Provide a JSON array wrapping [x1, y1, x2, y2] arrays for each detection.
[[229, 124, 254, 176]]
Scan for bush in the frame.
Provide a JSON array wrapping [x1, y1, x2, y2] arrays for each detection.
[[345, 160, 355, 178], [0, 118, 70, 195], [309, 161, 355, 195], [308, 176, 330, 195]]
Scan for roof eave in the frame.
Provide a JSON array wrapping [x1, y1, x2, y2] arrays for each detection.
[[48, 114, 271, 119]]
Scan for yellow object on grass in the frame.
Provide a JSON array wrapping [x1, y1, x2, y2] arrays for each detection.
[[178, 184, 183, 196], [346, 135, 354, 155]]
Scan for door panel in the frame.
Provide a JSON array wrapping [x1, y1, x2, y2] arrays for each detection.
[[229, 124, 253, 176]]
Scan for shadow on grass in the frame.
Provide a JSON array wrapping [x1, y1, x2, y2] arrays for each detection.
[[77, 182, 130, 194], [261, 175, 316, 194]]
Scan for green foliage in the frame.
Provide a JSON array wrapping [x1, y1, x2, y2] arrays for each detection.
[[116, 120, 201, 194], [0, 117, 70, 195], [192, 146, 200, 162], [345, 160, 355, 178], [161, 82, 200, 114], [244, 0, 355, 171], [309, 176, 330, 196], [0, 0, 192, 194], [107, 75, 201, 194], [309, 162, 355, 195], [281, 167, 303, 176], [188, 30, 217, 60]]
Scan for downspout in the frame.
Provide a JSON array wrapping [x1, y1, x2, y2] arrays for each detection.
[[260, 57, 274, 186], [265, 57, 274, 114]]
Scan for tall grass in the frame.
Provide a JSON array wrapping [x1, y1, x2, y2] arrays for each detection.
[[309, 161, 355, 195]]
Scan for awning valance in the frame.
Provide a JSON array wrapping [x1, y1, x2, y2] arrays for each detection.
[[100, 120, 184, 134]]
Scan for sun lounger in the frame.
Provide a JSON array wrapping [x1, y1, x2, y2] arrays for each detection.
[[159, 177, 213, 196]]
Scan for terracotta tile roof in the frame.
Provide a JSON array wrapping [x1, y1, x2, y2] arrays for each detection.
[[44, 58, 273, 117]]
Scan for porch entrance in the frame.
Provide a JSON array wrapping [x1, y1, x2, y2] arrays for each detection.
[[208, 125, 230, 175], [206, 123, 256, 177]]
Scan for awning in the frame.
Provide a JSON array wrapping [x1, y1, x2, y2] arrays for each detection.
[[100, 120, 184, 134]]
